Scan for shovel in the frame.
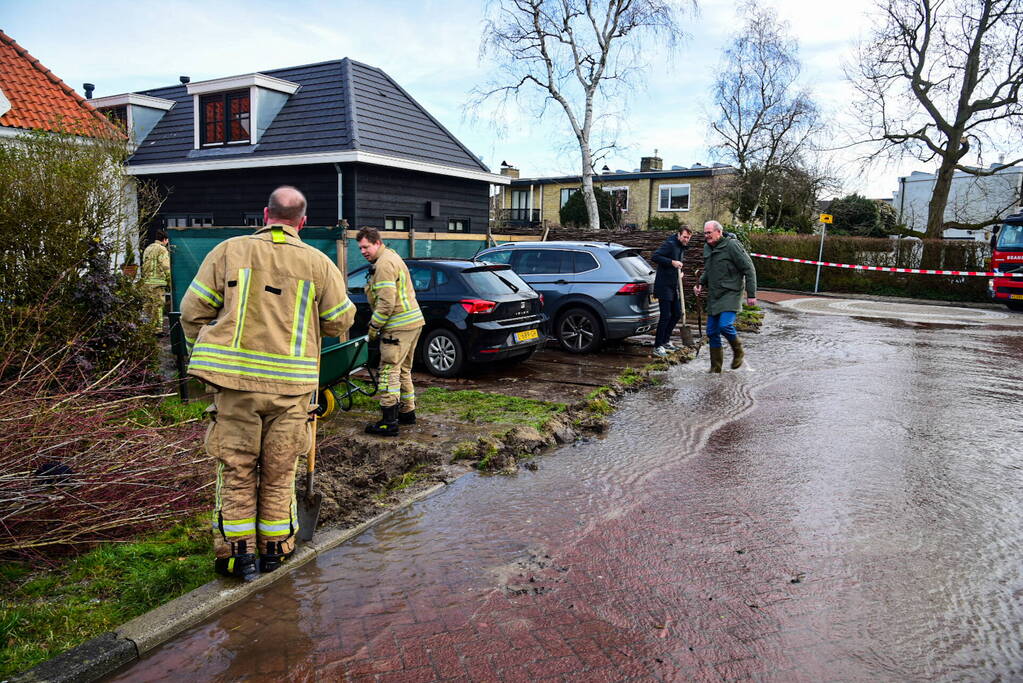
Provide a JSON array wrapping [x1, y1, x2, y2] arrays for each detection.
[[693, 270, 704, 357], [297, 415, 322, 543], [677, 270, 695, 347]]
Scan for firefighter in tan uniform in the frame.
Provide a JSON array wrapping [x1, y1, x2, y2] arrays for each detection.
[[141, 230, 171, 331], [357, 227, 424, 436], [181, 187, 355, 581]]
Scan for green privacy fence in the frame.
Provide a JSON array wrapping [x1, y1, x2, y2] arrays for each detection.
[[167, 227, 343, 309], [167, 228, 534, 309]]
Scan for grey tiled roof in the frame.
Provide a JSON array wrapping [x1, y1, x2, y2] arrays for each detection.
[[128, 58, 488, 172]]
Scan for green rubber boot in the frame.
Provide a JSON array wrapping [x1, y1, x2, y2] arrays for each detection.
[[709, 347, 724, 373], [727, 336, 745, 369]]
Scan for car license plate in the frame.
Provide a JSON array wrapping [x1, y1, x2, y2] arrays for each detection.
[[1011, 294, 1023, 300], [515, 329, 539, 343]]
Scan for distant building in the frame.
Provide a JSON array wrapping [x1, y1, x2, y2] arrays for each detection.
[[496, 155, 736, 230], [893, 164, 1023, 241]]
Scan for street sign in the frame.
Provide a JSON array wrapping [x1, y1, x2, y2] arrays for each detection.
[[820, 213, 833, 224]]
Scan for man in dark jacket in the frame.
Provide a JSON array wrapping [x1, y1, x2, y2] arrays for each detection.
[[650, 226, 692, 356], [694, 220, 757, 373]]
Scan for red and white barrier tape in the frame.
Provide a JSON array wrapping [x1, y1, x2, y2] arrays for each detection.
[[749, 253, 1023, 277]]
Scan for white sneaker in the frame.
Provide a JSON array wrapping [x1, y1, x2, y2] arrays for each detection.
[[653, 345, 669, 357], [664, 342, 678, 350]]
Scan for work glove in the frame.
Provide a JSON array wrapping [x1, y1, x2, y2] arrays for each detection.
[[367, 325, 380, 342]]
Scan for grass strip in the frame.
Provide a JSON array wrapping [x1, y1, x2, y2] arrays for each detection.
[[0, 515, 213, 678]]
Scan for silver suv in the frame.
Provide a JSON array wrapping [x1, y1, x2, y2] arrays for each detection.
[[477, 241, 658, 353]]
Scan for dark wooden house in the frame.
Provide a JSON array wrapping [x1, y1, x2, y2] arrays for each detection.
[[89, 59, 507, 234]]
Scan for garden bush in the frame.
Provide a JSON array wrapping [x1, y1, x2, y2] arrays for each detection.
[[749, 233, 990, 301]]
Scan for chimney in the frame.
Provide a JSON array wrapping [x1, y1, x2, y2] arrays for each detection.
[[179, 76, 191, 84], [640, 152, 662, 172], [601, 164, 611, 174], [500, 161, 520, 179], [83, 83, 95, 99]]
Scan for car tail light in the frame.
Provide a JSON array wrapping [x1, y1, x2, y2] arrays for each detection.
[[616, 282, 650, 295], [538, 294, 545, 308], [460, 298, 497, 314]]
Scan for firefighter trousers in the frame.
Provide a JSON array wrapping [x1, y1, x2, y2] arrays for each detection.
[[143, 285, 166, 327], [204, 387, 313, 558], [378, 327, 422, 412]]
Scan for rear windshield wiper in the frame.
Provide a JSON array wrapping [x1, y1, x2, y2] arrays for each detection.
[[494, 272, 519, 293]]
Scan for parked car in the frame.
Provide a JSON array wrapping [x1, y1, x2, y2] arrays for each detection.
[[346, 259, 547, 377], [476, 241, 658, 353]]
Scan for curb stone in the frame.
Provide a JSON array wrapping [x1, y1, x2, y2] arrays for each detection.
[[11, 482, 449, 683]]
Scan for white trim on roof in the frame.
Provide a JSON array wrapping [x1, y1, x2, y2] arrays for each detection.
[[87, 93, 176, 111], [126, 149, 511, 184], [186, 73, 300, 96], [0, 86, 11, 118]]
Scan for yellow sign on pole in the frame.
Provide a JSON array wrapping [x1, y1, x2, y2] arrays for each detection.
[[820, 213, 833, 224]]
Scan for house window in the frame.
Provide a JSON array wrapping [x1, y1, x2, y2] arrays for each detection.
[[510, 190, 529, 209], [165, 214, 214, 227], [447, 218, 469, 233], [658, 184, 690, 211], [200, 91, 250, 145], [560, 188, 579, 208], [102, 106, 128, 132], [242, 213, 264, 227], [601, 186, 629, 211], [384, 215, 411, 231]]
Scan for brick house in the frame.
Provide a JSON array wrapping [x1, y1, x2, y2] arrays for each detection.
[[495, 155, 736, 231]]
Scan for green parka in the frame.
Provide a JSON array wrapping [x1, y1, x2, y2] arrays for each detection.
[[699, 233, 757, 316]]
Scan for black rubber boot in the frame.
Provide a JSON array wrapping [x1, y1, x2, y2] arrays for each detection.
[[709, 347, 724, 373], [398, 409, 416, 425], [365, 404, 400, 436], [259, 541, 293, 574], [726, 336, 745, 369], [214, 541, 258, 582]]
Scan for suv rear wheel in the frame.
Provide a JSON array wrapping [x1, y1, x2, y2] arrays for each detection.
[[556, 308, 602, 353], [422, 328, 464, 377]]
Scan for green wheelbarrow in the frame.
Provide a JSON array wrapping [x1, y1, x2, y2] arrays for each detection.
[[315, 334, 379, 418], [298, 335, 378, 542]]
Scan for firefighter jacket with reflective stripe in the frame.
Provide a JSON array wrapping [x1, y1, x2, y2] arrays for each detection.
[[366, 246, 424, 332], [180, 224, 355, 395], [141, 241, 171, 287]]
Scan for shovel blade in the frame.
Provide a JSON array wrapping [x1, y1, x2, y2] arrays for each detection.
[[296, 492, 322, 543]]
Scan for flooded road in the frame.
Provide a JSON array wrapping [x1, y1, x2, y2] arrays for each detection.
[[112, 305, 1023, 682]]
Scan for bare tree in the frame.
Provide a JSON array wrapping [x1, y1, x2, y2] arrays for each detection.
[[850, 0, 1023, 237], [474, 0, 689, 230], [709, 1, 824, 225]]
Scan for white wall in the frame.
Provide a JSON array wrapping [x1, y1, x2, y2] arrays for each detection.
[[892, 164, 1023, 240]]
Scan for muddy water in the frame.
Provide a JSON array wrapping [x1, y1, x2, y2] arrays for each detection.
[[110, 309, 1023, 681]]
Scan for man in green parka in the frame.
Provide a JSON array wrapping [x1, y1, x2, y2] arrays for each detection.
[[694, 220, 757, 373]]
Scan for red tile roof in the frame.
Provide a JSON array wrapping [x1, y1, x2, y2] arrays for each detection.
[[0, 30, 117, 136]]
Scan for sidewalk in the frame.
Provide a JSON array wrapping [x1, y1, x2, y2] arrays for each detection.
[[758, 287, 1004, 310]]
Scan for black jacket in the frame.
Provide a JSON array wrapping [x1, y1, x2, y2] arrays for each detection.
[[651, 234, 686, 300]]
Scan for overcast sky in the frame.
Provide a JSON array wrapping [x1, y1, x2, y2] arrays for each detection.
[[2, 0, 929, 198]]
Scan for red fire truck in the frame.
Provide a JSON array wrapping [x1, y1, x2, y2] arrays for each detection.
[[990, 212, 1023, 311]]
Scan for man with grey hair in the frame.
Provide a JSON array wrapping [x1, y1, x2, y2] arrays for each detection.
[[694, 220, 757, 372], [181, 185, 355, 580]]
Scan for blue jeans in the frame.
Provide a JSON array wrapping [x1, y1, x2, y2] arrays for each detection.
[[706, 311, 737, 348], [654, 296, 682, 347]]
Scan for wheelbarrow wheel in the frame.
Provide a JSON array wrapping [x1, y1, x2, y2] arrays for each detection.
[[316, 388, 338, 419]]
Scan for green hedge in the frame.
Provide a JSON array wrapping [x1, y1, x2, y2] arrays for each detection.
[[748, 234, 991, 302]]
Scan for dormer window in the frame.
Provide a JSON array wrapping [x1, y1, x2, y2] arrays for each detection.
[[186, 73, 299, 150], [103, 106, 128, 132], [200, 91, 250, 145], [86, 93, 175, 146]]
